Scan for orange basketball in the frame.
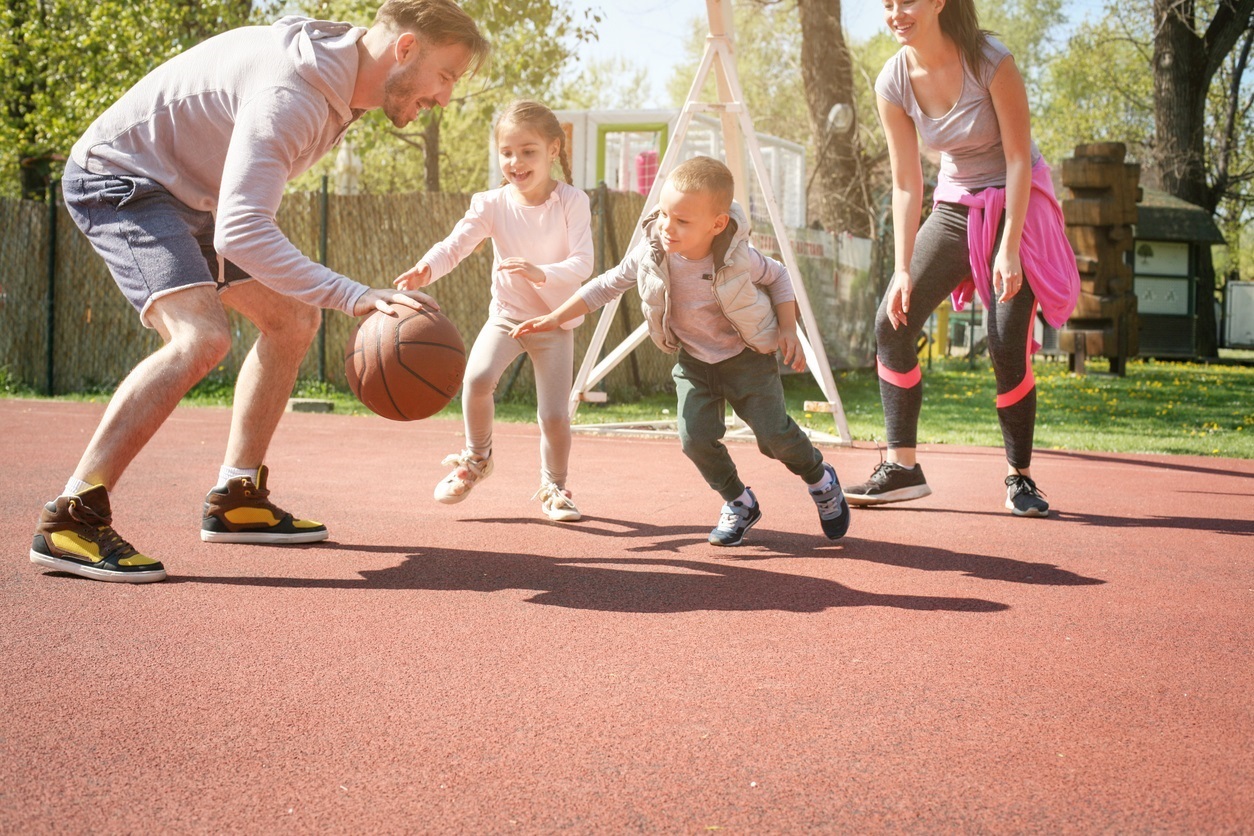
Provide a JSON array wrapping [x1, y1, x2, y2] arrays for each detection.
[[344, 307, 466, 421]]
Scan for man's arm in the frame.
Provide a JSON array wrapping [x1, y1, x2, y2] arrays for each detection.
[[213, 89, 371, 314]]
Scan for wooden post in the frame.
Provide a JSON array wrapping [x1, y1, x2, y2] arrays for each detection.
[[1059, 143, 1141, 375]]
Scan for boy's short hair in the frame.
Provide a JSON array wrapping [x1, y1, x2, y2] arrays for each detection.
[[667, 156, 734, 212], [375, 0, 491, 76]]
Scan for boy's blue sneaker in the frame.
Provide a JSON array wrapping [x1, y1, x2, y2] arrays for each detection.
[[809, 463, 850, 540], [709, 490, 761, 546]]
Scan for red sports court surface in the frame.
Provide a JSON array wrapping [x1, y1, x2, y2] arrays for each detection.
[[2, 399, 1251, 832]]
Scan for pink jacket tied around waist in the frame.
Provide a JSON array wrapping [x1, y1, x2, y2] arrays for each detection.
[[934, 160, 1079, 330]]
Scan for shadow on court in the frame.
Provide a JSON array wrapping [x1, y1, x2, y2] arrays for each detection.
[[2, 400, 1251, 833]]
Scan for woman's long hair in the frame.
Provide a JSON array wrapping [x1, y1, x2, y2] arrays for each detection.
[[940, 0, 996, 74]]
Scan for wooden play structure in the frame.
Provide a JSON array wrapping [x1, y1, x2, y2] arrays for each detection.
[[1059, 142, 1142, 375]]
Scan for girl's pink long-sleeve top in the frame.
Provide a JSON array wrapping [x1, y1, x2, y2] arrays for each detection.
[[418, 182, 594, 329]]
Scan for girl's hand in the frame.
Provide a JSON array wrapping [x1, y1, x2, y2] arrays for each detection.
[[886, 270, 912, 330], [992, 250, 1025, 303], [511, 315, 557, 338], [778, 328, 806, 373], [499, 258, 545, 285], [394, 262, 432, 291]]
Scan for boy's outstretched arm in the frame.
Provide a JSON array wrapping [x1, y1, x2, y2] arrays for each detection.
[[776, 301, 806, 372], [511, 295, 592, 338]]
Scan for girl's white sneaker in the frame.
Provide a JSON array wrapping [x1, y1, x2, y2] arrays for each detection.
[[534, 482, 581, 522]]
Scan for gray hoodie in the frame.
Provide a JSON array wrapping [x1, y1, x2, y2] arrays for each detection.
[[71, 17, 369, 314]]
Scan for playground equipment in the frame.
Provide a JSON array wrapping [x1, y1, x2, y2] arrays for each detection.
[[490, 109, 808, 231], [564, 0, 851, 444]]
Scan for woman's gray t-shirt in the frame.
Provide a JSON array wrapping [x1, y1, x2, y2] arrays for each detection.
[[875, 36, 1041, 189]]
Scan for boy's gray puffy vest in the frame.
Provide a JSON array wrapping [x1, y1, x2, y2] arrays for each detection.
[[635, 202, 780, 355]]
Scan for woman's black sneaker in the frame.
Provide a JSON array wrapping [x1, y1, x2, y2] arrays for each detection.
[[1005, 474, 1049, 517], [845, 462, 932, 506]]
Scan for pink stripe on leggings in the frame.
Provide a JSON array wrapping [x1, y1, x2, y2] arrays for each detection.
[[877, 358, 921, 389], [995, 300, 1038, 409]]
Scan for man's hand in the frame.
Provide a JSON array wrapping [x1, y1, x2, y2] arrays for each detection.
[[778, 327, 806, 372], [354, 288, 439, 317], [393, 262, 432, 291], [499, 257, 545, 285], [511, 315, 558, 338]]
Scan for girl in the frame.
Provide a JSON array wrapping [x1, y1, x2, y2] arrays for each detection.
[[394, 100, 592, 521], [846, 0, 1078, 516]]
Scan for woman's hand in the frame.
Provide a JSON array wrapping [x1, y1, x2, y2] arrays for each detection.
[[992, 249, 1025, 303], [886, 270, 913, 330]]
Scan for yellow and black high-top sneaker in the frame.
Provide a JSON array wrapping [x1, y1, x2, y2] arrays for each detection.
[[200, 465, 328, 544], [30, 486, 167, 583]]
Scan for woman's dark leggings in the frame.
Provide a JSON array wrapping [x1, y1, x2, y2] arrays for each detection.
[[875, 202, 1038, 469]]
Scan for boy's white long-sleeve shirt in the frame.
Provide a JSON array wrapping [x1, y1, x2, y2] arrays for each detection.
[[419, 182, 594, 329], [580, 240, 795, 363]]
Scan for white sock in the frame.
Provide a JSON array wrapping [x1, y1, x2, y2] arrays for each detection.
[[807, 467, 834, 492], [895, 463, 916, 470], [733, 487, 755, 507], [62, 477, 93, 497], [217, 465, 258, 489]]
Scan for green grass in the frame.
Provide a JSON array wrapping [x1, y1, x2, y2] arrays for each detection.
[[4, 356, 1252, 458]]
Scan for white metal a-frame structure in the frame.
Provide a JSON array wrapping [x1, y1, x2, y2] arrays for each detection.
[[568, 0, 851, 444]]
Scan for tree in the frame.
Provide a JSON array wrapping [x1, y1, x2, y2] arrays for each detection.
[[667, 0, 875, 233], [555, 55, 653, 111], [0, 0, 262, 199], [1210, 24, 1254, 283], [1152, 0, 1254, 356], [291, 0, 599, 194], [1034, 12, 1155, 166], [794, 0, 874, 235]]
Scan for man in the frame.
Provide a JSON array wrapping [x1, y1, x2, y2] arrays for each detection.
[[29, 0, 490, 583]]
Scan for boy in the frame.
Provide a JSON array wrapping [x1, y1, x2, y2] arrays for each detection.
[[511, 156, 849, 545]]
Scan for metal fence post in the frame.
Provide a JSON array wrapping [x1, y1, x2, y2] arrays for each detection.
[[318, 174, 329, 382], [44, 180, 59, 395]]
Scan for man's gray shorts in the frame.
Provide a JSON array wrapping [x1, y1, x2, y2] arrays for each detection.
[[62, 158, 250, 327]]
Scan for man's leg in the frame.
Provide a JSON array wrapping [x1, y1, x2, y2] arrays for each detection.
[[196, 279, 328, 544], [31, 287, 230, 583], [72, 286, 232, 488], [218, 279, 322, 469]]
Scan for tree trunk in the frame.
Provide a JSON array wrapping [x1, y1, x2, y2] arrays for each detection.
[[797, 0, 872, 236], [1151, 0, 1254, 357]]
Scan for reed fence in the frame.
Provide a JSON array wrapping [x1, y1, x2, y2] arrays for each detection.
[[0, 184, 881, 401]]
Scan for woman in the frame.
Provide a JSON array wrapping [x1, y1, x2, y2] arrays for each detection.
[[846, 0, 1079, 517]]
